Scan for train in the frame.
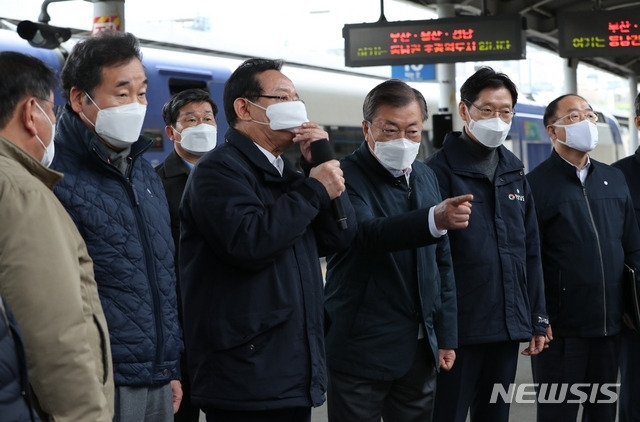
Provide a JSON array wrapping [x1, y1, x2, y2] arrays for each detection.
[[0, 25, 627, 172]]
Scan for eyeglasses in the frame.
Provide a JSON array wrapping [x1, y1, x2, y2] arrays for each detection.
[[464, 100, 515, 121], [257, 94, 301, 103], [554, 111, 598, 124], [367, 121, 422, 140]]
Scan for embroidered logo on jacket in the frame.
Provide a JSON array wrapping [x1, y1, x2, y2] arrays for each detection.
[[508, 189, 525, 202]]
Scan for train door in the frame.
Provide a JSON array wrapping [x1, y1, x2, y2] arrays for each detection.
[[589, 111, 625, 164], [509, 102, 550, 172]]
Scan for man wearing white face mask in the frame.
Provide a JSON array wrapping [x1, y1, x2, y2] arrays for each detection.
[[527, 94, 640, 422], [324, 79, 474, 422], [0, 51, 114, 421], [179, 58, 357, 422], [51, 32, 183, 422], [426, 67, 548, 422], [155, 88, 219, 422]]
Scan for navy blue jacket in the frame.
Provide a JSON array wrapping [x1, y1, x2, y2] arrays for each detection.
[[426, 131, 548, 345], [51, 110, 182, 386], [529, 150, 640, 337], [0, 296, 40, 422], [179, 128, 357, 410], [325, 142, 457, 381]]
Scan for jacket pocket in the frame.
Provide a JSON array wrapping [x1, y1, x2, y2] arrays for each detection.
[[208, 307, 293, 352], [93, 314, 110, 385]]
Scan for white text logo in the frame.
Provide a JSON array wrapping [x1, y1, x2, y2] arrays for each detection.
[[489, 383, 620, 404]]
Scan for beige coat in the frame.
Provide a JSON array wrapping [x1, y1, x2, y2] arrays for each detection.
[[0, 136, 114, 421]]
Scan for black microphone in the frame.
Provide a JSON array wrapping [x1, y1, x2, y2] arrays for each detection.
[[310, 139, 348, 230]]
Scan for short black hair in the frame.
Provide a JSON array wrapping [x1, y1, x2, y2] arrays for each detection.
[[460, 66, 518, 107], [635, 92, 640, 117], [0, 51, 57, 128], [162, 88, 218, 126], [223, 58, 283, 127], [61, 31, 143, 102], [362, 79, 428, 123]]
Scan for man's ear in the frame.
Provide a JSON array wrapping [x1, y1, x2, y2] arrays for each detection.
[[546, 124, 558, 141], [22, 97, 39, 137], [458, 101, 468, 123], [69, 87, 85, 114], [165, 125, 176, 141], [233, 98, 253, 122]]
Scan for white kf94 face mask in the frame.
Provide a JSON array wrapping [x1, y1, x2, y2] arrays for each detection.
[[249, 100, 309, 131], [174, 124, 217, 155], [467, 116, 511, 148], [553, 119, 599, 152], [83, 92, 147, 149], [373, 137, 421, 171]]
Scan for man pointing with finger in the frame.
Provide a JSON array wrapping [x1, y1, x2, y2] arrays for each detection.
[[426, 67, 548, 422], [324, 79, 472, 422]]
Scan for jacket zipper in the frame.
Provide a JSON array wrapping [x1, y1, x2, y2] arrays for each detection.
[[582, 185, 607, 336]]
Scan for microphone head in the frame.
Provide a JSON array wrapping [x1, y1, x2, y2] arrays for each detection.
[[309, 138, 333, 164]]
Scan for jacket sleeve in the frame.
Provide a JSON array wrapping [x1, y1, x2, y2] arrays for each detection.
[[0, 184, 111, 422], [347, 187, 441, 253], [524, 180, 549, 335], [434, 234, 458, 349], [184, 152, 346, 269]]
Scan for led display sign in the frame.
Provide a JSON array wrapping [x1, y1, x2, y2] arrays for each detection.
[[343, 15, 526, 67], [557, 7, 640, 58]]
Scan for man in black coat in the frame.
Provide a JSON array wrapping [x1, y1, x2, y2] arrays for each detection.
[[612, 92, 640, 422], [528, 93, 640, 422], [155, 88, 219, 422], [325, 79, 473, 422], [179, 58, 357, 422]]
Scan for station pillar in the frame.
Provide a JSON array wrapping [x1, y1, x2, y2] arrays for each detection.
[[90, 0, 125, 34], [563, 58, 578, 94]]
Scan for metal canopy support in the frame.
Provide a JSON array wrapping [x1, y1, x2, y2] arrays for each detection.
[[629, 74, 638, 152], [564, 57, 578, 94], [436, 1, 457, 127], [90, 0, 125, 33]]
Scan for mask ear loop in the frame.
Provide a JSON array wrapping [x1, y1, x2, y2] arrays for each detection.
[[245, 98, 270, 126]]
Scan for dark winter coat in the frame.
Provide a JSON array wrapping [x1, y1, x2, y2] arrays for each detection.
[[179, 127, 357, 410], [529, 149, 640, 337], [325, 142, 457, 380], [51, 110, 182, 387], [426, 132, 548, 345]]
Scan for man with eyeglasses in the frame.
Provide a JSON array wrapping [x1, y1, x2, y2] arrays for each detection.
[[426, 66, 548, 422], [155, 88, 219, 422], [612, 92, 640, 422], [178, 58, 357, 422], [526, 93, 640, 422], [323, 79, 473, 422]]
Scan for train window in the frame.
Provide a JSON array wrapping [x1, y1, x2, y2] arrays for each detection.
[[168, 78, 208, 96], [326, 126, 364, 159]]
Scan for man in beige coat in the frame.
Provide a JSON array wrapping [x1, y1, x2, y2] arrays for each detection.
[[0, 51, 114, 421]]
